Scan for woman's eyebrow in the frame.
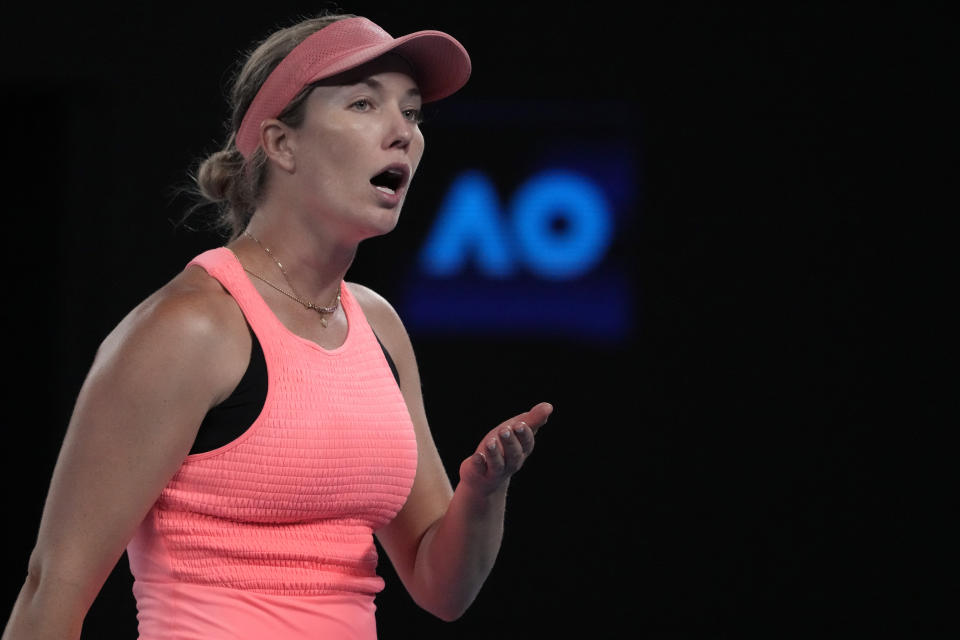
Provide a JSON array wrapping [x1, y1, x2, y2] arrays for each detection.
[[358, 77, 421, 98]]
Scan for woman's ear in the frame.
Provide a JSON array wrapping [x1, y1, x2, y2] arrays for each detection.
[[259, 119, 297, 173]]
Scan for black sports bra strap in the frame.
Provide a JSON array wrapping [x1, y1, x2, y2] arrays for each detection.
[[190, 326, 402, 455]]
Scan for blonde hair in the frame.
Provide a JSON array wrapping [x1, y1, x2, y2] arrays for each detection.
[[188, 12, 355, 239]]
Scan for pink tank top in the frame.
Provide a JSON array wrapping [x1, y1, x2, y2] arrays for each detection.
[[126, 248, 418, 639]]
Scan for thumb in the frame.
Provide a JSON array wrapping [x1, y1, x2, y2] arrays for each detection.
[[521, 402, 553, 435]]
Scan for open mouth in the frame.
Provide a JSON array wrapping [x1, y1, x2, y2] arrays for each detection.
[[370, 165, 408, 195]]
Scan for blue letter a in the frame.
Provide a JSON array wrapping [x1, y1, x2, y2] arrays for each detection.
[[419, 171, 514, 278]]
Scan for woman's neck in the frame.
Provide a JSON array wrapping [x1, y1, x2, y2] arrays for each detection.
[[233, 208, 358, 306]]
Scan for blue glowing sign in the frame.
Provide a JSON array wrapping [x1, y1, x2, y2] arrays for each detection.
[[397, 100, 638, 342], [420, 170, 613, 280]]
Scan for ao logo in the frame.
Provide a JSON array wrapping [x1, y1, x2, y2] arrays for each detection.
[[419, 170, 613, 280]]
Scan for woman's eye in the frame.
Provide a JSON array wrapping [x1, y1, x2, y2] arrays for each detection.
[[403, 109, 423, 123], [351, 99, 371, 111]]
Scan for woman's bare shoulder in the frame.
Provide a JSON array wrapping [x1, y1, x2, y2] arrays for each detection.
[[348, 282, 400, 323], [94, 265, 250, 404], [104, 267, 239, 344]]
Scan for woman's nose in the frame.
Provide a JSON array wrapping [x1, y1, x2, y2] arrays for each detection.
[[386, 109, 414, 150]]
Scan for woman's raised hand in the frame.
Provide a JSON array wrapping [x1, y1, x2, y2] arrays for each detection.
[[458, 402, 553, 495]]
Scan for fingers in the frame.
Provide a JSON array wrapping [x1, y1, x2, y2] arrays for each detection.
[[493, 402, 552, 434], [513, 421, 536, 456], [498, 422, 526, 473], [482, 420, 535, 476], [480, 435, 502, 475], [508, 402, 553, 436], [460, 403, 553, 491]]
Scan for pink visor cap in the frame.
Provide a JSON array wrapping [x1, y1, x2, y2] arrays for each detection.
[[235, 17, 472, 159]]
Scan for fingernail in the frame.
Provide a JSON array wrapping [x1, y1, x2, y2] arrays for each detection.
[[500, 428, 512, 439], [487, 439, 498, 451]]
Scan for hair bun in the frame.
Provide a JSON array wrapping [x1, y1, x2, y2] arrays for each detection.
[[196, 148, 245, 203]]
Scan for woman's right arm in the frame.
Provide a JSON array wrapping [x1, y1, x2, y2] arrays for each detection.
[[2, 269, 249, 640]]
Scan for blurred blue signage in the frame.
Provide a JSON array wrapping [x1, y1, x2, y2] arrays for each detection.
[[421, 169, 612, 280], [398, 100, 638, 342]]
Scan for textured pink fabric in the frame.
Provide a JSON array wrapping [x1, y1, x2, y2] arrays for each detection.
[[126, 247, 418, 639], [236, 17, 472, 158]]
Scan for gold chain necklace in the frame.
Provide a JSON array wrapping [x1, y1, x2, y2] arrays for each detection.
[[242, 230, 341, 327]]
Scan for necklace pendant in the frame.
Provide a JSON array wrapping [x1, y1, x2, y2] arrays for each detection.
[[320, 316, 328, 328]]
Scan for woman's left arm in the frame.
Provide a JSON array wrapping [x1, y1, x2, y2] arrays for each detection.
[[353, 284, 552, 622]]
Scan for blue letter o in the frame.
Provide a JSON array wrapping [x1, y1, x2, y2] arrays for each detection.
[[510, 170, 612, 279]]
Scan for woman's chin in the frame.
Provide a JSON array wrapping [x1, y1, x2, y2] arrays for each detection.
[[354, 212, 401, 242]]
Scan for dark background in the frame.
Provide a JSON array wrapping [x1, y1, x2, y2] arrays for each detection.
[[0, 1, 948, 637]]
